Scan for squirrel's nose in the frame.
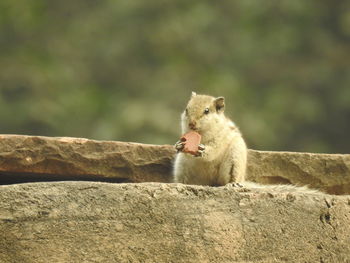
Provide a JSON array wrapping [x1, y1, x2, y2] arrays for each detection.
[[189, 121, 197, 130]]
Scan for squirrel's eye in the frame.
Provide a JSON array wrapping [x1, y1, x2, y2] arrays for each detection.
[[204, 108, 210, 114]]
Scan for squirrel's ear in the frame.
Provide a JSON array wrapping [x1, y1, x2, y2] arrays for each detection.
[[214, 97, 225, 112], [191, 91, 197, 98]]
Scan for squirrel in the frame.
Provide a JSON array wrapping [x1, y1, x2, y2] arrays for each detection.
[[173, 92, 322, 194], [173, 92, 247, 186]]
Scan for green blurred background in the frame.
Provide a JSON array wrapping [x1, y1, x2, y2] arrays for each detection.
[[1, 0, 349, 153]]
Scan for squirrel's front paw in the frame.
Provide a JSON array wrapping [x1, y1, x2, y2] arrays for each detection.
[[174, 140, 185, 152], [196, 144, 206, 157]]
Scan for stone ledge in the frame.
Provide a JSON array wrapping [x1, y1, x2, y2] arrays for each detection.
[[0, 134, 349, 194], [0, 134, 175, 184], [0, 182, 349, 263], [247, 150, 350, 195]]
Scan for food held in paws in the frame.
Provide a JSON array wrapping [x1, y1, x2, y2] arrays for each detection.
[[180, 131, 202, 155]]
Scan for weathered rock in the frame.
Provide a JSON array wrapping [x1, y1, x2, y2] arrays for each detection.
[[246, 150, 350, 195], [0, 135, 349, 194], [0, 134, 176, 184], [0, 182, 349, 263]]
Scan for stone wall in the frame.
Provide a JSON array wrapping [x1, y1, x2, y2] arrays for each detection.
[[0, 135, 349, 262], [0, 182, 349, 263]]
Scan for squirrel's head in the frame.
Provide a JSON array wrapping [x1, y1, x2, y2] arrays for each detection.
[[181, 92, 225, 134]]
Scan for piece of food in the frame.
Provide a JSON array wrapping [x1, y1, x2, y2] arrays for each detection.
[[180, 131, 202, 156]]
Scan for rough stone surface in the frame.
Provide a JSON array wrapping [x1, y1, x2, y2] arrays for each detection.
[[0, 135, 349, 194], [0, 182, 349, 263], [0, 134, 175, 184], [246, 150, 350, 195]]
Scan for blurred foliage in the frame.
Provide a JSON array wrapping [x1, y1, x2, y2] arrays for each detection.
[[0, 0, 349, 153]]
